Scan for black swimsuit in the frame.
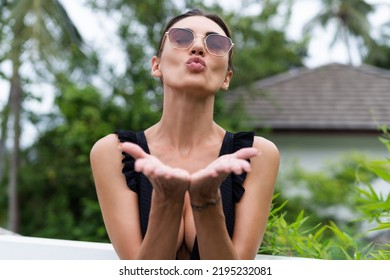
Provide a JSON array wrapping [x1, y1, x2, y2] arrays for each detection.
[[116, 129, 254, 259]]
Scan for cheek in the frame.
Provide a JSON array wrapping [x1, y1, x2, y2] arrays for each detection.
[[211, 56, 229, 71], [159, 52, 183, 74], [210, 61, 230, 80]]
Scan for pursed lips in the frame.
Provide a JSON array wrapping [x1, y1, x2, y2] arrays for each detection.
[[186, 57, 206, 72]]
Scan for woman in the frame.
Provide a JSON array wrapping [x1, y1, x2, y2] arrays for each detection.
[[90, 8, 279, 260]]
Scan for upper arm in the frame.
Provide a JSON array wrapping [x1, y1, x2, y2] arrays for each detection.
[[232, 136, 280, 259], [90, 134, 143, 259]]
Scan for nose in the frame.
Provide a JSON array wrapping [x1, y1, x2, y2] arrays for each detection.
[[190, 36, 205, 56]]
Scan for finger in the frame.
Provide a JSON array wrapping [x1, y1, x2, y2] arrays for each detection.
[[141, 159, 160, 176], [134, 157, 158, 172], [134, 158, 146, 172], [219, 159, 232, 174], [172, 168, 191, 180], [192, 168, 218, 181], [153, 164, 169, 177], [135, 157, 159, 175], [211, 157, 251, 176], [234, 159, 251, 174], [230, 160, 247, 175], [119, 142, 149, 160], [234, 147, 260, 160]]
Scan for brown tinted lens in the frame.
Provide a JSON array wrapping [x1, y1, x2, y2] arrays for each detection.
[[168, 28, 194, 49], [205, 34, 232, 56]]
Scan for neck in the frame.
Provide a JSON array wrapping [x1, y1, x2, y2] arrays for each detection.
[[147, 88, 223, 150]]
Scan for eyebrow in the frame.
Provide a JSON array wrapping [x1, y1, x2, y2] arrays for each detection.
[[205, 31, 220, 36]]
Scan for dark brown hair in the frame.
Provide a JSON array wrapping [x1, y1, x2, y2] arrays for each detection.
[[156, 8, 233, 71]]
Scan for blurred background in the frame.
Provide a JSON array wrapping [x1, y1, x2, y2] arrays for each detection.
[[1, 0, 390, 259]]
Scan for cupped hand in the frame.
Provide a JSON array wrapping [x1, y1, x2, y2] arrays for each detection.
[[119, 142, 190, 200], [120, 143, 259, 202], [189, 147, 259, 203]]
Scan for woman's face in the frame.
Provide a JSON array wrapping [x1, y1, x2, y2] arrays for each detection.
[[152, 16, 233, 95]]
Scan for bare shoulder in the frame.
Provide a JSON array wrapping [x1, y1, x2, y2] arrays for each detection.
[[91, 133, 120, 152], [90, 133, 124, 175], [90, 134, 120, 160], [252, 136, 280, 165], [245, 135, 280, 188]]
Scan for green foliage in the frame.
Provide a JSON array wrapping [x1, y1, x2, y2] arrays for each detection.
[[353, 129, 390, 231], [273, 153, 377, 236], [261, 196, 390, 260], [15, 66, 165, 240], [364, 44, 390, 70], [203, 1, 307, 89], [17, 85, 104, 241], [261, 129, 390, 260], [261, 201, 331, 259]]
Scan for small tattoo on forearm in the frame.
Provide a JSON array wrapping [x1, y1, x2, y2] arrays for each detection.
[[191, 197, 221, 212]]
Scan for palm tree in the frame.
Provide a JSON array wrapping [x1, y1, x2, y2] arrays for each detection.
[[364, 3, 390, 69], [0, 0, 84, 232], [304, 0, 377, 65]]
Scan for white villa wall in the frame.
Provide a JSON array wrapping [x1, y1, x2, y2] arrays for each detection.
[[0, 235, 294, 260], [268, 134, 387, 172], [268, 133, 389, 197]]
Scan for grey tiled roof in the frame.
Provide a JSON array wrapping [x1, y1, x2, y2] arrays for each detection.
[[226, 63, 390, 131]]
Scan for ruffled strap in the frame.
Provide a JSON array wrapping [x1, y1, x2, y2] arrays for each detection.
[[115, 129, 152, 237], [218, 131, 255, 239], [231, 131, 255, 202], [115, 129, 139, 193]]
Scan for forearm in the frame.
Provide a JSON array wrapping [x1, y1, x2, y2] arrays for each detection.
[[187, 146, 259, 259], [190, 191, 239, 260], [137, 192, 185, 259]]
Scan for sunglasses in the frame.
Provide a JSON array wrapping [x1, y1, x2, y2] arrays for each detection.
[[164, 27, 234, 57]]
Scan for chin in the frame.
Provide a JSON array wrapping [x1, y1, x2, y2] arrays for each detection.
[[165, 76, 219, 93]]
